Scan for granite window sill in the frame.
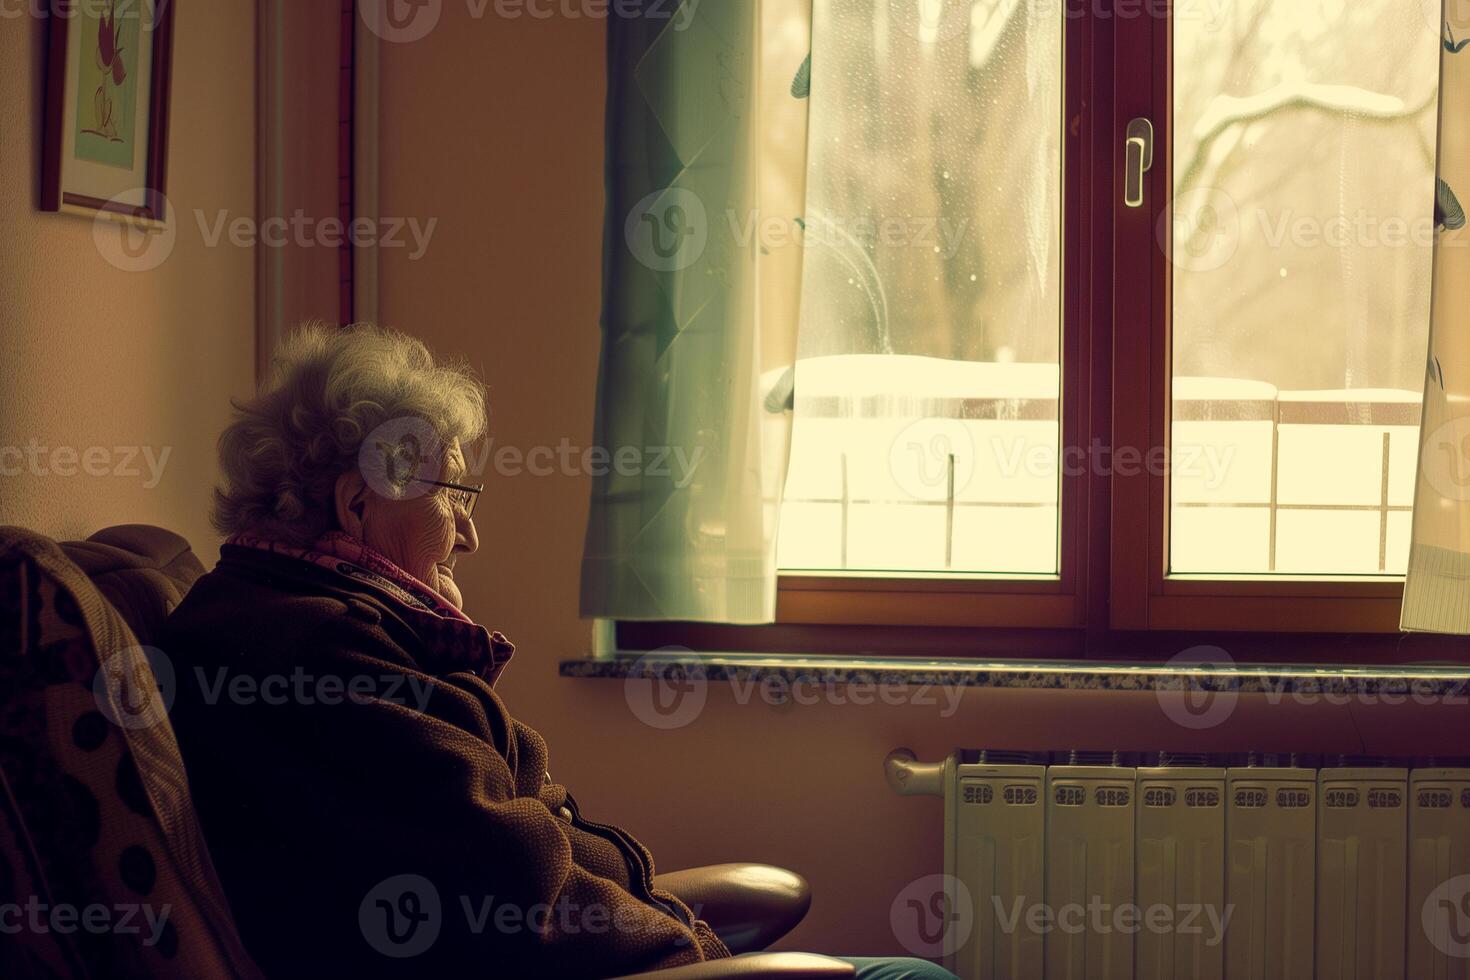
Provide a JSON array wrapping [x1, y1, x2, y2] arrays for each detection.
[[559, 654, 1470, 696]]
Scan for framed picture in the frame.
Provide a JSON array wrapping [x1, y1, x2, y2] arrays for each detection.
[[41, 0, 175, 222]]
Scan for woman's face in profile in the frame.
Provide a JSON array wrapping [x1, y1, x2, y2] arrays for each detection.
[[354, 439, 479, 608]]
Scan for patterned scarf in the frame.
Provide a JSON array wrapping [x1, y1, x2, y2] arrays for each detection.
[[225, 531, 514, 687]]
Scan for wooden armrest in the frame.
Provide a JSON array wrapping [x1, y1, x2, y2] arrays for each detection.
[[614, 952, 854, 980], [651, 863, 811, 955]]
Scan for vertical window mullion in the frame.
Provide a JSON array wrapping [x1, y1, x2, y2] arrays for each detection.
[[1107, 2, 1168, 630]]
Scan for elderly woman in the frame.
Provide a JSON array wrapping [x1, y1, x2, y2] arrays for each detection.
[[164, 324, 957, 980]]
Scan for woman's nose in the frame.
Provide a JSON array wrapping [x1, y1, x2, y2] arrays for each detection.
[[455, 507, 479, 555]]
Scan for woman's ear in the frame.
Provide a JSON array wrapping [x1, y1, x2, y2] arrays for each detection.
[[334, 470, 371, 538]]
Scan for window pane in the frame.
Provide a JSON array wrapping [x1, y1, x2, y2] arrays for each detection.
[[777, 0, 1064, 576], [1170, 0, 1438, 575]]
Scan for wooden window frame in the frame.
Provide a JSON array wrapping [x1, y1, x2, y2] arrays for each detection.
[[1109, 1, 1404, 635], [763, 4, 1105, 635], [624, 1, 1433, 661]]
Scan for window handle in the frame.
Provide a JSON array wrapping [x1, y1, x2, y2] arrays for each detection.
[[1124, 117, 1154, 209]]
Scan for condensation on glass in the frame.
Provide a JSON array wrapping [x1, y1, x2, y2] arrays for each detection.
[[1169, 0, 1439, 576], [775, 0, 1064, 576]]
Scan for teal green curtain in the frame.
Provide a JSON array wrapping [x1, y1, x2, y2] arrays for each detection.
[[1403, 5, 1470, 633], [580, 1, 812, 623]]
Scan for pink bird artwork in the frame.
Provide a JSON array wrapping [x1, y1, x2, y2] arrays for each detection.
[[81, 0, 129, 144]]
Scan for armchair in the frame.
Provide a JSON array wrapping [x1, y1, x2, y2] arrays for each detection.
[[618, 864, 853, 978], [620, 951, 855, 979], [0, 525, 852, 979]]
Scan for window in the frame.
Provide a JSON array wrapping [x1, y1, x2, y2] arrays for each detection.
[[1168, 0, 1436, 577], [1110, 0, 1439, 639], [776, 0, 1064, 577], [631, 0, 1443, 655]]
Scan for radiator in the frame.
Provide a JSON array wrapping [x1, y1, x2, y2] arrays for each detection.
[[886, 750, 1470, 980]]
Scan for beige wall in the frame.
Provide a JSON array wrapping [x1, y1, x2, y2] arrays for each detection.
[[374, 5, 1409, 957], [0, 3, 258, 553], [259, 0, 344, 376]]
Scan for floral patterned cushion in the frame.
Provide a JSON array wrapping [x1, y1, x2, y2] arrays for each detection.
[[0, 526, 261, 979]]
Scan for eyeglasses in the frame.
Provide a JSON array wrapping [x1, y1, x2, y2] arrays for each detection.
[[415, 478, 484, 519]]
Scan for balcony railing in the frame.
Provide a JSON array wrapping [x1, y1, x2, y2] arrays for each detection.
[[772, 357, 1422, 577]]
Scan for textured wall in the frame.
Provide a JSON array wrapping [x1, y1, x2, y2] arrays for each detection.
[[0, 2, 258, 555], [258, 0, 345, 374]]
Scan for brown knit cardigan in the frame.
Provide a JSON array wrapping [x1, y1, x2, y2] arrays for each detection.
[[160, 544, 729, 978]]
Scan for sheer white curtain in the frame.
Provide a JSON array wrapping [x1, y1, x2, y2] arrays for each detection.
[[1403, 6, 1470, 633], [579, 1, 812, 623]]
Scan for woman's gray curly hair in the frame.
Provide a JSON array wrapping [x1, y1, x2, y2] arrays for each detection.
[[212, 323, 487, 544]]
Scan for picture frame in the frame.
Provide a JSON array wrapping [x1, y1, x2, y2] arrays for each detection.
[[41, 0, 176, 223]]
